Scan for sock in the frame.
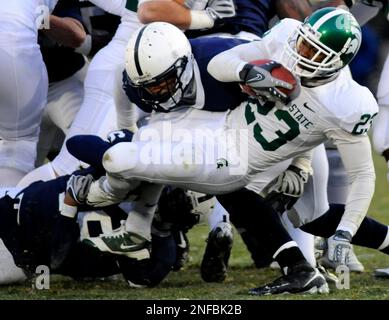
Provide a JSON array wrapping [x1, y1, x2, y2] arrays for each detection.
[[274, 245, 308, 273], [282, 214, 316, 267], [125, 183, 164, 241], [208, 200, 230, 231]]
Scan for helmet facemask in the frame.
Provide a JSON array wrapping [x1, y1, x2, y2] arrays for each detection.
[[129, 55, 194, 112], [283, 24, 344, 79], [281, 8, 362, 84]]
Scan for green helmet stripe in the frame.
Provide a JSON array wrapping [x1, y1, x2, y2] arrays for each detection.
[[311, 10, 344, 30]]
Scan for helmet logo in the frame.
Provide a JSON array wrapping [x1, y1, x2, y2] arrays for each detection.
[[216, 158, 229, 169], [345, 38, 359, 55]]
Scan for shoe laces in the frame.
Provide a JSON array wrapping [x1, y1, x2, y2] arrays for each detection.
[[101, 220, 127, 239]]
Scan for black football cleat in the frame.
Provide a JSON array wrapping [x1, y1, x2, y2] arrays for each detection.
[[200, 222, 233, 283], [249, 262, 329, 295]]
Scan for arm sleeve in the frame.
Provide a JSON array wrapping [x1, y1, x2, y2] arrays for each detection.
[[207, 41, 269, 82], [325, 128, 376, 236], [207, 19, 298, 82]]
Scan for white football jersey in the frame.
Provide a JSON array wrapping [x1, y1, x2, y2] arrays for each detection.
[[212, 18, 378, 179], [0, 0, 58, 33], [208, 18, 378, 235]]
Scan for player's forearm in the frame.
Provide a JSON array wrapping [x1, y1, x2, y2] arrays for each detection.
[[291, 149, 314, 174], [331, 134, 376, 236], [275, 0, 312, 21], [208, 42, 266, 82], [372, 106, 389, 159], [43, 16, 86, 48], [138, 1, 191, 29]]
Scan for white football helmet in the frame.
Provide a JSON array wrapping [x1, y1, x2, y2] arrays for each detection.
[[125, 22, 194, 111]]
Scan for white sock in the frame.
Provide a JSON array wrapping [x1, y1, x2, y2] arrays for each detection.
[[208, 200, 230, 231], [125, 184, 164, 241], [282, 214, 316, 267]]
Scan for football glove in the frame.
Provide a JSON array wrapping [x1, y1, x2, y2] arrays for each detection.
[[66, 174, 94, 205], [327, 230, 352, 266], [239, 61, 293, 104], [206, 0, 236, 20], [263, 165, 310, 213]]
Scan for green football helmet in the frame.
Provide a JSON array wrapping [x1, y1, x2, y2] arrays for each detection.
[[284, 7, 362, 78]]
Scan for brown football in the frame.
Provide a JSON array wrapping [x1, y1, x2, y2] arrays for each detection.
[[240, 59, 300, 100]]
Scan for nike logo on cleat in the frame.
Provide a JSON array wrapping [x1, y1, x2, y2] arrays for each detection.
[[120, 244, 139, 250]]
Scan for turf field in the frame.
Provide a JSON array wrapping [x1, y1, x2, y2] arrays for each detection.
[[1, 153, 389, 300]]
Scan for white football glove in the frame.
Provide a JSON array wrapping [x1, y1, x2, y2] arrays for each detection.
[[268, 165, 310, 197], [327, 230, 352, 266], [262, 165, 310, 213], [66, 174, 94, 204], [206, 0, 236, 20]]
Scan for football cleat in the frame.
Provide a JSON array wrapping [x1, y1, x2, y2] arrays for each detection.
[[373, 267, 389, 278], [249, 262, 329, 295], [82, 221, 151, 260], [200, 222, 233, 283]]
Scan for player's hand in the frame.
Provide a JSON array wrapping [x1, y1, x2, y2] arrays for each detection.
[[327, 230, 352, 266], [206, 0, 236, 20], [66, 174, 94, 205], [269, 165, 310, 197], [263, 165, 310, 213], [239, 62, 293, 104]]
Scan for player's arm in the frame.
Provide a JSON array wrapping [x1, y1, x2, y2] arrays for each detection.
[[274, 0, 313, 21], [42, 15, 86, 48], [137, 0, 235, 30], [208, 41, 269, 82], [325, 129, 376, 237]]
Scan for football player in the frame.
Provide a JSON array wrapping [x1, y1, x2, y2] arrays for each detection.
[[0, 135, 176, 288], [77, 8, 380, 295], [136, 0, 318, 283]]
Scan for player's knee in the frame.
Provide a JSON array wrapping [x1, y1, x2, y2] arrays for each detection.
[[102, 142, 138, 174]]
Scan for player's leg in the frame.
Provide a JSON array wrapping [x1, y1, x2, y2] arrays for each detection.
[[0, 40, 48, 186], [217, 187, 329, 295], [201, 200, 233, 282]]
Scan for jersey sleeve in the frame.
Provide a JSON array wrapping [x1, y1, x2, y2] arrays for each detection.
[[324, 128, 375, 236], [338, 89, 379, 135], [207, 18, 300, 83]]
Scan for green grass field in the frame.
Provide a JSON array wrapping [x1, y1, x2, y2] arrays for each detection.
[[1, 153, 389, 300]]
